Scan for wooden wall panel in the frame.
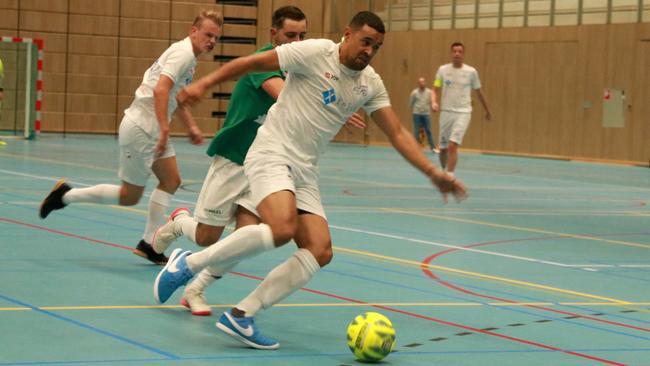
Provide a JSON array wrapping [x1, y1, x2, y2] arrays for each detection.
[[20, 0, 67, 12], [369, 23, 650, 163], [631, 41, 650, 162], [120, 18, 170, 39], [0, 10, 18, 29], [70, 0, 120, 16], [19, 11, 68, 33], [69, 14, 119, 36], [120, 0, 171, 20]]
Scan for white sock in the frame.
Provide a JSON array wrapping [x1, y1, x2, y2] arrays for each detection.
[[142, 189, 172, 244], [177, 214, 198, 243], [186, 263, 236, 294], [62, 185, 120, 205], [185, 223, 274, 274], [236, 248, 320, 317]]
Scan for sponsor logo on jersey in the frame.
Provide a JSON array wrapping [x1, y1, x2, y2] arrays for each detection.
[[324, 72, 339, 81], [353, 85, 368, 96], [322, 88, 336, 105]]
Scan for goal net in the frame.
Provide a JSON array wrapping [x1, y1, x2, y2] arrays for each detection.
[[0, 37, 43, 139]]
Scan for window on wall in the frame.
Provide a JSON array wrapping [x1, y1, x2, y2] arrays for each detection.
[[582, 0, 609, 24], [478, 0, 500, 28], [433, 0, 453, 29], [456, 0, 478, 29], [411, 0, 432, 30], [528, 0, 551, 26], [375, 0, 647, 31], [503, 0, 525, 27], [611, 0, 639, 24], [389, 0, 410, 31], [555, 0, 579, 26]]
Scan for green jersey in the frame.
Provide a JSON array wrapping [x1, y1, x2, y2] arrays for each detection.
[[206, 43, 283, 164]]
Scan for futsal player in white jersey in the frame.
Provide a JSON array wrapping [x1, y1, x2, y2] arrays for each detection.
[[38, 10, 222, 264], [154, 11, 467, 349], [432, 42, 491, 176]]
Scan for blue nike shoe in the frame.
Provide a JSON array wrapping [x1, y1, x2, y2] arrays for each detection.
[[153, 248, 193, 303], [216, 310, 280, 350]]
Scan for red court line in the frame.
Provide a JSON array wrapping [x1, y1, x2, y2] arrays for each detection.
[[0, 217, 133, 250], [233, 271, 624, 365], [420, 237, 650, 333], [3, 216, 625, 365]]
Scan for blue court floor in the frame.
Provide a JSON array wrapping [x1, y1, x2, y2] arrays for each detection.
[[0, 134, 649, 365]]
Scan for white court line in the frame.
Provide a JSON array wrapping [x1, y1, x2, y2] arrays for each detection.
[[0, 168, 196, 205], [2, 168, 645, 271]]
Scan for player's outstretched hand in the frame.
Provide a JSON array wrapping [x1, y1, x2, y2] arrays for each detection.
[[429, 170, 468, 203], [177, 83, 207, 107], [345, 112, 366, 129]]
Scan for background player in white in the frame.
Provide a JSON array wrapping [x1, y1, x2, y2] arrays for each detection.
[[154, 11, 467, 349], [38, 10, 222, 264], [409, 76, 438, 153], [432, 42, 491, 176]]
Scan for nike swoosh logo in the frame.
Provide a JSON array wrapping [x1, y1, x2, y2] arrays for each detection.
[[228, 313, 254, 337], [167, 255, 183, 273]]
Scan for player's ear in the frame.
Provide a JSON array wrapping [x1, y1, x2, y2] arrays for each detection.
[[343, 26, 352, 42]]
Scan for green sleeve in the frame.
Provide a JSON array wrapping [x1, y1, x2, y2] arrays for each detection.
[[248, 70, 283, 89]]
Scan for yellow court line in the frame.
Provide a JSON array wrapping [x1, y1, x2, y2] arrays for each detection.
[[49, 203, 640, 306], [383, 208, 650, 250], [334, 246, 633, 305], [2, 302, 650, 312]]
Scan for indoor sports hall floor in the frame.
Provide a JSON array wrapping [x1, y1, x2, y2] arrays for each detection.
[[1, 134, 649, 366]]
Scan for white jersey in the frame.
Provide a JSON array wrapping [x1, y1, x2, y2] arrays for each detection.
[[409, 87, 432, 115], [434, 63, 481, 114], [124, 37, 196, 136], [250, 38, 391, 170]]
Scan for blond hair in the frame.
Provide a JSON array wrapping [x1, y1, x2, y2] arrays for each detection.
[[193, 9, 223, 28]]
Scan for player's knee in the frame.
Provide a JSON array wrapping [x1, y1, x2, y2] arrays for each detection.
[[158, 179, 180, 194], [195, 227, 220, 246], [270, 222, 297, 245], [314, 246, 333, 267], [118, 188, 141, 206]]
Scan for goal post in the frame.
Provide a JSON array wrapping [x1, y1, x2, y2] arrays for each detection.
[[0, 37, 43, 140]]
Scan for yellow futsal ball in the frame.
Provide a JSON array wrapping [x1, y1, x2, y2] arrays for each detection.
[[346, 312, 396, 362]]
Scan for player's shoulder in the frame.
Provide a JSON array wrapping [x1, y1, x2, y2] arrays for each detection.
[[439, 63, 454, 71], [164, 37, 195, 58], [360, 64, 383, 82], [462, 64, 478, 73]]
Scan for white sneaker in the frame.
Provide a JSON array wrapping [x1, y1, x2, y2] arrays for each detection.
[[152, 207, 190, 254], [181, 287, 212, 316]]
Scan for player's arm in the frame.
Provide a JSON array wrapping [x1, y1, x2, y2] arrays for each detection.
[[179, 50, 280, 106], [175, 104, 204, 145], [371, 106, 467, 202], [474, 88, 491, 121], [153, 74, 175, 155], [431, 77, 442, 112]]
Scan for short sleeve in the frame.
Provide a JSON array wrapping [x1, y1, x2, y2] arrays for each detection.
[[160, 48, 194, 84], [471, 69, 481, 89], [433, 67, 443, 88], [276, 39, 331, 75], [248, 70, 283, 89], [363, 79, 391, 115]]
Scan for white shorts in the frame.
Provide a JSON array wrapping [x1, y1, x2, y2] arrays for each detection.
[[244, 153, 326, 220], [194, 156, 258, 226], [439, 111, 472, 148], [118, 117, 175, 186]]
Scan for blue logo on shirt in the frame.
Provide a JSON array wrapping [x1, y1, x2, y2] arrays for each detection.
[[322, 89, 336, 105]]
